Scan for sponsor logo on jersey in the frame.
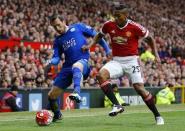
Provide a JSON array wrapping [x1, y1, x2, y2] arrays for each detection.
[[112, 36, 127, 44], [63, 38, 76, 50]]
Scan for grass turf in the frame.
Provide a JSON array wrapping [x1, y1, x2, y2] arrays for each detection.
[[0, 104, 185, 131]]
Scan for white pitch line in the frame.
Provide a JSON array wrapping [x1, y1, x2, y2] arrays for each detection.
[[0, 109, 184, 122]]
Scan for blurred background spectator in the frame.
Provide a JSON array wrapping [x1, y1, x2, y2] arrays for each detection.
[[0, 84, 22, 112], [155, 84, 176, 105]]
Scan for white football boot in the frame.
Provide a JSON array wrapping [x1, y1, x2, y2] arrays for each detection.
[[109, 105, 124, 117], [69, 93, 82, 103], [155, 116, 164, 125]]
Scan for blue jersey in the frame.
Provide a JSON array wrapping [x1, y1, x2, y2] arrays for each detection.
[[51, 23, 96, 67]]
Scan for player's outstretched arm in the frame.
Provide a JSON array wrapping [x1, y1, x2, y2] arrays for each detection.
[[81, 32, 103, 51], [44, 39, 62, 76], [96, 33, 111, 56], [93, 32, 111, 56], [78, 22, 111, 55], [143, 35, 161, 63], [81, 32, 111, 56], [94, 32, 104, 44]]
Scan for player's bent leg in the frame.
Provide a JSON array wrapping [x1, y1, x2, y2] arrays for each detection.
[[133, 83, 164, 125], [69, 61, 84, 103], [69, 67, 82, 103], [97, 69, 124, 117], [48, 86, 63, 122]]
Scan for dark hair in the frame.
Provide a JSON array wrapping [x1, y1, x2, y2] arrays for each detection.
[[49, 14, 64, 22], [114, 4, 130, 12]]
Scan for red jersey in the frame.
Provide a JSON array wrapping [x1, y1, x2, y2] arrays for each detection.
[[101, 19, 149, 56]]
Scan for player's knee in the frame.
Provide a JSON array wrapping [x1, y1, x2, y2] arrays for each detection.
[[72, 62, 83, 71], [48, 92, 54, 99], [48, 91, 57, 99], [48, 86, 63, 99], [97, 69, 110, 82]]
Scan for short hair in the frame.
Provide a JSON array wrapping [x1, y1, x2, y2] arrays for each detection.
[[49, 14, 64, 22], [114, 4, 131, 12]]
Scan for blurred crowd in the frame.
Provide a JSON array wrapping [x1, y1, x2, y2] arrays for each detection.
[[0, 0, 185, 89]]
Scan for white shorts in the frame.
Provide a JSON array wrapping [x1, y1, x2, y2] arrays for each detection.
[[100, 56, 144, 84]]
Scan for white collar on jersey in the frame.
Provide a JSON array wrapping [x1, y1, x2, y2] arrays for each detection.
[[65, 26, 69, 32], [116, 19, 129, 29]]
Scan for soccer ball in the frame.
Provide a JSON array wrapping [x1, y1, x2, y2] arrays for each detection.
[[35, 109, 53, 126]]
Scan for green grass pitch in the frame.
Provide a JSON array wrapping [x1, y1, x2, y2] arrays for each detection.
[[0, 104, 185, 131]]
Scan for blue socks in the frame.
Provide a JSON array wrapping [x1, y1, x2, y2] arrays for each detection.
[[48, 97, 61, 117], [72, 67, 82, 94]]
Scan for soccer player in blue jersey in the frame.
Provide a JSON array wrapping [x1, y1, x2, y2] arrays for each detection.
[[47, 14, 117, 121]]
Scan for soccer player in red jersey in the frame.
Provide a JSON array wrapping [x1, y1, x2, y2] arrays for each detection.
[[92, 4, 164, 125]]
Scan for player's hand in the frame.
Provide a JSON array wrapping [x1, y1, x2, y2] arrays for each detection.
[[81, 45, 90, 52], [106, 53, 113, 61], [155, 55, 162, 70], [155, 55, 161, 64], [44, 60, 52, 77]]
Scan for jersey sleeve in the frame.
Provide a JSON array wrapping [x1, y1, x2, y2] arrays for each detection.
[[51, 39, 62, 65], [100, 21, 110, 35], [133, 22, 149, 38], [77, 23, 97, 37]]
